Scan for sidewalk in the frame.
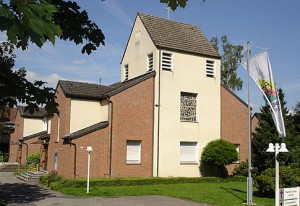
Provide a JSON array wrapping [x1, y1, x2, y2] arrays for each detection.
[[0, 172, 213, 206]]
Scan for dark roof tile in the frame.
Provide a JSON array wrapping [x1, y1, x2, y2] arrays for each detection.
[[138, 13, 220, 58]]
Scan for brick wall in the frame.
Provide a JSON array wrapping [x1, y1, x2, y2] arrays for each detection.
[[221, 86, 248, 175], [47, 85, 72, 177], [20, 137, 42, 164], [9, 109, 23, 163], [110, 77, 154, 177]]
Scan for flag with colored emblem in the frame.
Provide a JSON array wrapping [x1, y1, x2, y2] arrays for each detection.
[[242, 50, 286, 138]]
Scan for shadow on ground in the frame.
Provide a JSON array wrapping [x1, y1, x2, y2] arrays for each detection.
[[0, 182, 56, 204]]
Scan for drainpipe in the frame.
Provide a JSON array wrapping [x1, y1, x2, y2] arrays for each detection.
[[156, 50, 162, 177], [69, 139, 77, 178], [107, 97, 113, 178]]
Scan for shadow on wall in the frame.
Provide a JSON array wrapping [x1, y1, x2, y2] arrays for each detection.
[[199, 163, 229, 177]]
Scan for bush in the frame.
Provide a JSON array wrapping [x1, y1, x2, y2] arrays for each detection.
[[26, 153, 40, 168], [39, 170, 62, 187], [255, 166, 300, 197], [49, 176, 246, 190], [232, 161, 258, 178]]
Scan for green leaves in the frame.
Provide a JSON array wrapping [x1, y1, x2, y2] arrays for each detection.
[[1, 0, 62, 49]]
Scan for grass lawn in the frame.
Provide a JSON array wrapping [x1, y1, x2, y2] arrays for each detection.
[[58, 181, 274, 206]]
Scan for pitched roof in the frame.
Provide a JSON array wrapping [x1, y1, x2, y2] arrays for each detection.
[[19, 106, 47, 118], [59, 80, 114, 100], [138, 12, 220, 58], [63, 121, 109, 141], [58, 71, 156, 100]]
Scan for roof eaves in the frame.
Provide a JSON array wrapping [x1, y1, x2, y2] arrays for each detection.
[[21, 131, 48, 141], [106, 71, 156, 97], [63, 121, 109, 141]]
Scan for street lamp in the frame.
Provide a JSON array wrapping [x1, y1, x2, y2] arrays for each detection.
[[266, 143, 288, 206], [86, 146, 93, 193]]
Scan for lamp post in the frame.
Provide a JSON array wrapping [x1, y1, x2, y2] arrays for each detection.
[[266, 143, 288, 206], [86, 146, 93, 193]]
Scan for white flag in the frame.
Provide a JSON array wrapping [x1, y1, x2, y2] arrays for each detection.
[[242, 50, 286, 138]]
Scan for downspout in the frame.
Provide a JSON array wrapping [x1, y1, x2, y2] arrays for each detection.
[[69, 139, 77, 178], [107, 97, 113, 178], [156, 49, 162, 177]]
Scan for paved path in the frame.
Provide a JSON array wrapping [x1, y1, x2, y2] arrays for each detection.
[[0, 172, 213, 206]]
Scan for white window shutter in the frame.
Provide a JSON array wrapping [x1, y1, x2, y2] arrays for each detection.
[[180, 142, 197, 163], [126, 141, 141, 164]]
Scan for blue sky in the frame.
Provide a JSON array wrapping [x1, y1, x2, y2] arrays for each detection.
[[1, 0, 299, 112]]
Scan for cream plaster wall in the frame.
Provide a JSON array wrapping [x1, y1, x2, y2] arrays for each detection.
[[121, 17, 157, 81], [70, 99, 108, 133], [23, 118, 44, 137], [157, 51, 221, 177]]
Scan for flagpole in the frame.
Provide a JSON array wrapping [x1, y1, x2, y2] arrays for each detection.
[[246, 41, 254, 205]]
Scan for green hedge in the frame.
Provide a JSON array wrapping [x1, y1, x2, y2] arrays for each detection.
[[49, 176, 247, 190], [255, 166, 300, 197]]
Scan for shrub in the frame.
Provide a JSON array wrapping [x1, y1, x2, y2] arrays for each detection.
[[26, 153, 40, 168], [232, 161, 258, 178], [39, 170, 62, 187], [255, 166, 300, 197], [49, 176, 246, 190]]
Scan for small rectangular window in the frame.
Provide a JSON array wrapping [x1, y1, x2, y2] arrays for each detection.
[[124, 64, 129, 81], [206, 60, 215, 77], [126, 140, 141, 164], [180, 142, 197, 164], [161, 52, 172, 71], [180, 92, 197, 122], [147, 53, 153, 71]]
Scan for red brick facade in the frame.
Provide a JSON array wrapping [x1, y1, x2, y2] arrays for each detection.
[[221, 86, 248, 175], [9, 109, 24, 163], [47, 76, 154, 178]]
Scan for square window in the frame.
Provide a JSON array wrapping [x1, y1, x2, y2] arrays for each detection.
[[180, 92, 197, 122], [126, 140, 141, 164], [180, 142, 198, 164]]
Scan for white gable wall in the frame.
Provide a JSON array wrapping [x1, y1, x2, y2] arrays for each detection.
[[121, 17, 157, 81], [23, 118, 45, 137]]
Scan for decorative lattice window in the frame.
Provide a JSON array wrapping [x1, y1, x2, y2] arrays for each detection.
[[147, 53, 153, 71], [180, 92, 197, 122], [206, 60, 215, 77]]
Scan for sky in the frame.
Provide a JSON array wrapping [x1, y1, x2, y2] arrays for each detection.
[[1, 0, 300, 112]]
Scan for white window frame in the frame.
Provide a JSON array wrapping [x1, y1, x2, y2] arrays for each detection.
[[206, 59, 215, 78], [180, 141, 198, 164], [147, 53, 154, 71], [126, 140, 141, 164], [180, 92, 198, 122], [234, 144, 240, 163], [161, 51, 173, 71], [124, 64, 129, 81]]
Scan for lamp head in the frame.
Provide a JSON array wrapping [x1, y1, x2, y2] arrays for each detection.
[[86, 146, 93, 152], [266, 143, 275, 152], [279, 143, 288, 153]]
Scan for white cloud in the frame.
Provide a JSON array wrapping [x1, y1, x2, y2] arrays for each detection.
[[26, 71, 64, 88]]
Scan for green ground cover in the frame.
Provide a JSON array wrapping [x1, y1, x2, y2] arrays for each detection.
[[58, 181, 274, 206]]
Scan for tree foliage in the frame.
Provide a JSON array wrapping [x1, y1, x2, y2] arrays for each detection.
[[0, 42, 58, 116], [0, 0, 105, 54], [160, 0, 205, 10], [210, 35, 244, 91], [252, 89, 295, 173], [201, 139, 238, 167]]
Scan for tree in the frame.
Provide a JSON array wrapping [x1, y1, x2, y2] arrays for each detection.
[[0, 0, 105, 54], [160, 0, 205, 10], [252, 88, 293, 173], [210, 35, 244, 91], [0, 42, 58, 116], [201, 139, 238, 176]]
